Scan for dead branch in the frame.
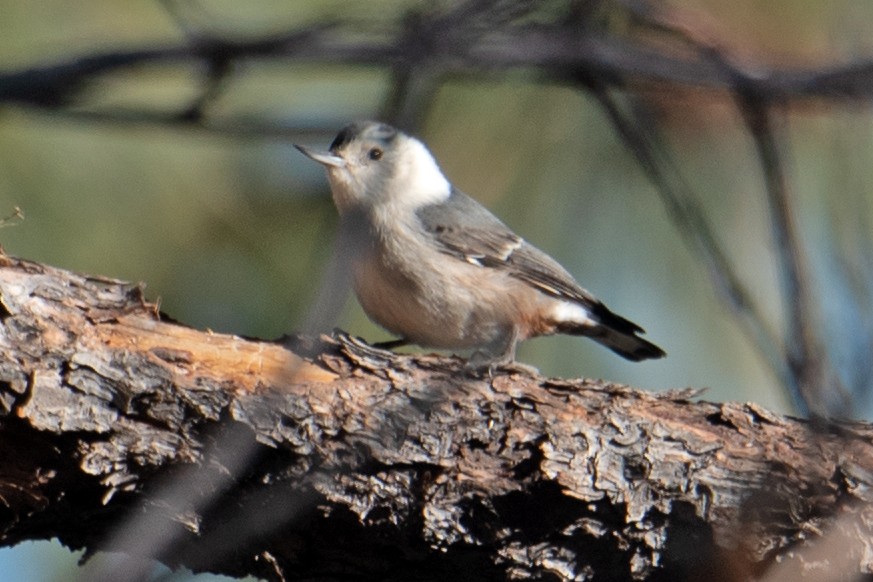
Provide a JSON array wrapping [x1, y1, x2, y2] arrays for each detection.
[[0, 253, 871, 581]]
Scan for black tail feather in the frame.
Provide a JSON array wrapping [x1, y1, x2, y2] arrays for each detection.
[[602, 332, 666, 361], [560, 303, 666, 362]]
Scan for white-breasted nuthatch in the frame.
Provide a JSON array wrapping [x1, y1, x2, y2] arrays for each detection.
[[296, 121, 665, 368]]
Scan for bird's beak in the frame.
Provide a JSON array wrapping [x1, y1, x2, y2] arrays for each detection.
[[294, 145, 346, 168]]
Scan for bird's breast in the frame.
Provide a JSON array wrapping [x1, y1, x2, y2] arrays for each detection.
[[349, 224, 510, 349]]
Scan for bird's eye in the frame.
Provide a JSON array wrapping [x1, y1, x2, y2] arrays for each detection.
[[368, 148, 383, 161]]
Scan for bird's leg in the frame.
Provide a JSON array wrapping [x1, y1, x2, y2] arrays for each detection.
[[371, 338, 409, 351], [466, 328, 538, 376], [469, 328, 518, 369]]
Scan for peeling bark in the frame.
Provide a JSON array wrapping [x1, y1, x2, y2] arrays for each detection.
[[0, 254, 871, 581]]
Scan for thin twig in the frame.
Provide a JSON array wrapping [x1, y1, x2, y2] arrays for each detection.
[[34, 107, 334, 141], [739, 97, 815, 413], [735, 94, 852, 416]]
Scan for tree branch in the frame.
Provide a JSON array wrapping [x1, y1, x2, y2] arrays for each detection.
[[6, 11, 873, 117], [0, 253, 871, 581]]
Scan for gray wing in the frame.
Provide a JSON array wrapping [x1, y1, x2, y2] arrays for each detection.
[[416, 190, 645, 335], [416, 189, 522, 264]]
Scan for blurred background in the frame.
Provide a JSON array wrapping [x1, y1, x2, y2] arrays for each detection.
[[1, 0, 873, 579]]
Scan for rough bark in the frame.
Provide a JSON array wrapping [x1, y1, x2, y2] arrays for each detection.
[[0, 253, 871, 581]]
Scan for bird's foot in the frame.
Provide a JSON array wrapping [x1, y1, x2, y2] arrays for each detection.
[[497, 361, 540, 376], [465, 351, 539, 378]]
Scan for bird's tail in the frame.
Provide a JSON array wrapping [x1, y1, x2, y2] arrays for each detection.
[[559, 301, 666, 362], [585, 326, 666, 361]]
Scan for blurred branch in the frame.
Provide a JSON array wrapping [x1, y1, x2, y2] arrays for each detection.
[[649, 0, 857, 417], [5, 9, 873, 115], [3, 254, 873, 581], [581, 79, 788, 391], [597, 0, 857, 417], [735, 95, 835, 416], [36, 107, 331, 141]]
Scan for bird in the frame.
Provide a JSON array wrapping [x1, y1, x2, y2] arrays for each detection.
[[295, 121, 665, 369]]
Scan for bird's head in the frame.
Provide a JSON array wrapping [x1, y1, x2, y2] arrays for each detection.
[[296, 121, 451, 214]]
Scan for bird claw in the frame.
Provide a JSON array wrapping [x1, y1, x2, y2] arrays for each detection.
[[497, 361, 540, 376], [464, 352, 539, 378]]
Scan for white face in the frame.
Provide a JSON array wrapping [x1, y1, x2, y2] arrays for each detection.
[[309, 122, 451, 214]]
